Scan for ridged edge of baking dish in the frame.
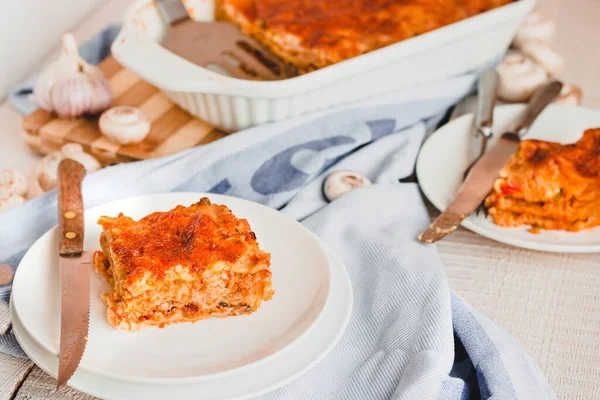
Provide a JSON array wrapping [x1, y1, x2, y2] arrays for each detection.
[[112, 0, 535, 98]]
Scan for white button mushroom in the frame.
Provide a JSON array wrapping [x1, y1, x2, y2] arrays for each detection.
[[36, 151, 64, 192], [0, 264, 14, 285], [99, 105, 151, 145], [554, 84, 583, 106], [36, 144, 101, 192], [0, 187, 25, 212], [60, 142, 85, 158], [496, 52, 549, 103], [0, 169, 28, 197], [68, 152, 101, 174], [513, 11, 556, 48], [323, 170, 372, 202], [517, 41, 564, 77]]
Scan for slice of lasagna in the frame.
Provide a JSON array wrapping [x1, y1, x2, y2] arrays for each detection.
[[216, 0, 514, 73], [94, 197, 274, 331], [484, 128, 600, 233]]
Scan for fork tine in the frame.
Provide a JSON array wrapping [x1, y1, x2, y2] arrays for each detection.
[[229, 42, 285, 80], [212, 60, 260, 80]]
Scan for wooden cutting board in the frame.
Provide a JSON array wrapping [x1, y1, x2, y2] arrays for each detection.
[[22, 56, 227, 165]]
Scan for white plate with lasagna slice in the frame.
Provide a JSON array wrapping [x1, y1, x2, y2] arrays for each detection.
[[417, 104, 600, 253], [12, 192, 352, 384], [11, 243, 352, 400]]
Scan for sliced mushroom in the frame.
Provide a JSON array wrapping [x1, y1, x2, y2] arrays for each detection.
[[0, 169, 28, 197], [513, 11, 556, 48], [518, 41, 564, 77], [554, 84, 583, 106], [323, 170, 372, 202], [99, 105, 151, 145], [496, 52, 549, 102]]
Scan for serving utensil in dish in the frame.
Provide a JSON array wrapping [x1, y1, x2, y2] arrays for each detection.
[[156, 0, 294, 80], [11, 193, 352, 386], [112, 0, 535, 131], [417, 103, 600, 253]]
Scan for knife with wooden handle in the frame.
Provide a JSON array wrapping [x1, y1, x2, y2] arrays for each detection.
[[418, 80, 563, 244], [57, 159, 91, 388]]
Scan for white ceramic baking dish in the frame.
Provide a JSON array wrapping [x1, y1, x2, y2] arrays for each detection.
[[112, 0, 535, 131]]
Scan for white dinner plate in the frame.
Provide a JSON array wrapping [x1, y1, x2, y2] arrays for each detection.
[[12, 193, 351, 383], [417, 104, 600, 253], [11, 243, 353, 400]]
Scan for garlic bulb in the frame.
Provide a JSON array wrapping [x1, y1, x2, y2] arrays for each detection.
[[496, 52, 549, 102], [36, 144, 101, 192], [50, 74, 94, 119], [513, 11, 556, 48], [518, 41, 564, 77], [555, 84, 583, 106], [32, 33, 112, 118], [323, 170, 372, 202], [88, 67, 113, 114], [99, 106, 151, 145]]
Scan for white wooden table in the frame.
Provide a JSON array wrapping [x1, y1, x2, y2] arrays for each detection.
[[1, 0, 600, 399]]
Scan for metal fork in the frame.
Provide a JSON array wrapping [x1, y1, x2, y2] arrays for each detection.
[[156, 0, 295, 80], [463, 68, 499, 180]]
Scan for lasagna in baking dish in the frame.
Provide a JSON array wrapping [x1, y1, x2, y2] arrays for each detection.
[[217, 0, 514, 73], [484, 128, 600, 233], [94, 197, 274, 331]]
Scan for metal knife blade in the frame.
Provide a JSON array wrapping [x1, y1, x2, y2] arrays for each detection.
[[418, 80, 563, 244], [57, 159, 90, 388], [463, 68, 499, 179]]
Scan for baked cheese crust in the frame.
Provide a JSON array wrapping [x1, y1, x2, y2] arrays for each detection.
[[94, 197, 274, 331], [484, 128, 600, 233]]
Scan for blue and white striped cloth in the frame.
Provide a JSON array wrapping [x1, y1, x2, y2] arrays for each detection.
[[2, 26, 554, 399]]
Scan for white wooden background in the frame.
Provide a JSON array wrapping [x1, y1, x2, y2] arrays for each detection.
[[1, 0, 599, 398]]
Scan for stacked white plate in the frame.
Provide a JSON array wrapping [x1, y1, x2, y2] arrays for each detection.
[[11, 193, 353, 399], [417, 104, 600, 253]]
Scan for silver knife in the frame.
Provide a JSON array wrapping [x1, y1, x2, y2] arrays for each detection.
[[418, 80, 563, 244], [57, 159, 91, 388], [463, 68, 499, 179]]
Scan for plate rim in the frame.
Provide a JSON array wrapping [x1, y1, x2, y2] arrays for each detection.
[[10, 242, 353, 400], [416, 104, 600, 253], [12, 192, 338, 383]]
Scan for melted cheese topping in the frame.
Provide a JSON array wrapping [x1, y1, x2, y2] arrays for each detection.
[[97, 198, 270, 282], [218, 0, 514, 71], [95, 198, 274, 331], [485, 128, 600, 232]]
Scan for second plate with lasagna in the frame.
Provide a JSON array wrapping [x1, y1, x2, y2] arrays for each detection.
[[12, 193, 351, 383], [418, 103, 600, 253]]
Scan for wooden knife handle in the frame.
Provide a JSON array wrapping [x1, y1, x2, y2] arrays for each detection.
[[57, 159, 86, 256]]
